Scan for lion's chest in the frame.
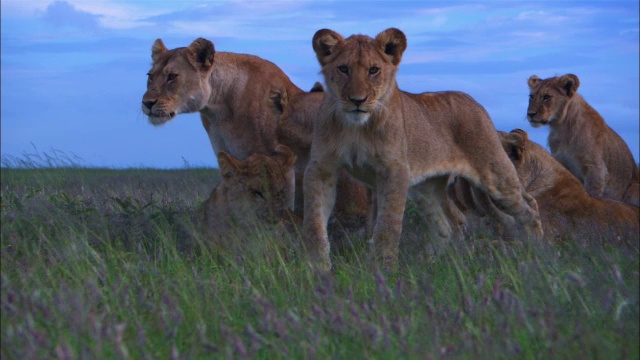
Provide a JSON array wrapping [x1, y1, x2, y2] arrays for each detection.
[[552, 147, 584, 181], [335, 134, 379, 185], [549, 132, 584, 181]]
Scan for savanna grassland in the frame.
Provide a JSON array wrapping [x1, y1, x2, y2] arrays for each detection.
[[1, 154, 638, 359]]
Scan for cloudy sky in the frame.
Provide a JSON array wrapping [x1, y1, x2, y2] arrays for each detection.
[[2, 0, 638, 168]]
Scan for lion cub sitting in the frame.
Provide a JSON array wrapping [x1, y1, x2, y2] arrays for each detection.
[[198, 145, 300, 241], [304, 28, 543, 271], [527, 74, 639, 206], [500, 129, 639, 247]]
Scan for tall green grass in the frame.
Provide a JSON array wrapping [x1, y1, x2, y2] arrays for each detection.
[[1, 160, 638, 358]]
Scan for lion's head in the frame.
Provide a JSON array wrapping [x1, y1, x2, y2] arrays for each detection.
[[312, 28, 407, 125], [497, 129, 534, 184], [526, 74, 580, 128], [199, 144, 297, 239], [498, 128, 569, 193], [141, 38, 215, 125]]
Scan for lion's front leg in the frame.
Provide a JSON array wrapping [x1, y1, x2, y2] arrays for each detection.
[[582, 160, 607, 198], [372, 164, 410, 272], [303, 160, 338, 272]]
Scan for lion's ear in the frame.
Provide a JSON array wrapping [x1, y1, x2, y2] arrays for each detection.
[[374, 28, 407, 65], [310, 82, 324, 93], [217, 152, 240, 179], [188, 38, 216, 70], [511, 128, 529, 145], [527, 75, 541, 89], [313, 29, 344, 66], [506, 129, 528, 162], [269, 89, 288, 114], [559, 74, 580, 97], [273, 144, 297, 170], [151, 39, 168, 62]]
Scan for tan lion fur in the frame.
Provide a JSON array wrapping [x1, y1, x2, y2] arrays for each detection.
[[500, 129, 639, 247], [303, 28, 543, 271], [142, 37, 302, 210], [142, 37, 303, 158], [527, 74, 639, 206], [198, 144, 299, 240], [447, 176, 519, 240], [272, 82, 373, 236]]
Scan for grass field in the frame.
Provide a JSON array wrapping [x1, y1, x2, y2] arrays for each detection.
[[1, 161, 638, 359]]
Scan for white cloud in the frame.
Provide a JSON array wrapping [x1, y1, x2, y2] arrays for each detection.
[[1, 0, 52, 17], [69, 0, 177, 30], [1, 0, 177, 30], [414, 4, 483, 16]]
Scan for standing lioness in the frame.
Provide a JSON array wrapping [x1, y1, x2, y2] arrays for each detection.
[[142, 37, 303, 160], [304, 28, 543, 271], [142, 38, 301, 210]]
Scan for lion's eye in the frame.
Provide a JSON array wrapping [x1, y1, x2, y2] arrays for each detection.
[[337, 65, 349, 74], [369, 67, 379, 75], [167, 73, 178, 82], [528, 94, 533, 100], [542, 94, 551, 101]]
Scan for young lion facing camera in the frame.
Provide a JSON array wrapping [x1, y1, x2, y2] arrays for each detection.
[[303, 28, 543, 272]]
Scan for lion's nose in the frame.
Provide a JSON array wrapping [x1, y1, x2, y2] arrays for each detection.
[[527, 111, 537, 117], [142, 99, 157, 110], [349, 96, 367, 107]]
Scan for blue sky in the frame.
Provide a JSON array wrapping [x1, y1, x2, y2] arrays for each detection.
[[1, 0, 638, 168]]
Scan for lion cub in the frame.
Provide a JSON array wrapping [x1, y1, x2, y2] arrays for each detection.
[[527, 74, 639, 206], [198, 145, 299, 240], [272, 82, 373, 235], [304, 28, 543, 271], [500, 129, 639, 247]]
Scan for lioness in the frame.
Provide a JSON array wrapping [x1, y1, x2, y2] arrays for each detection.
[[198, 144, 299, 240], [527, 74, 639, 207], [142, 37, 303, 159], [142, 38, 302, 209], [500, 129, 639, 247], [304, 28, 543, 271]]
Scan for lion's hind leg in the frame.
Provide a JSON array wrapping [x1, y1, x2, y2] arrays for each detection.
[[409, 176, 464, 248], [451, 176, 519, 240], [475, 170, 544, 243]]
